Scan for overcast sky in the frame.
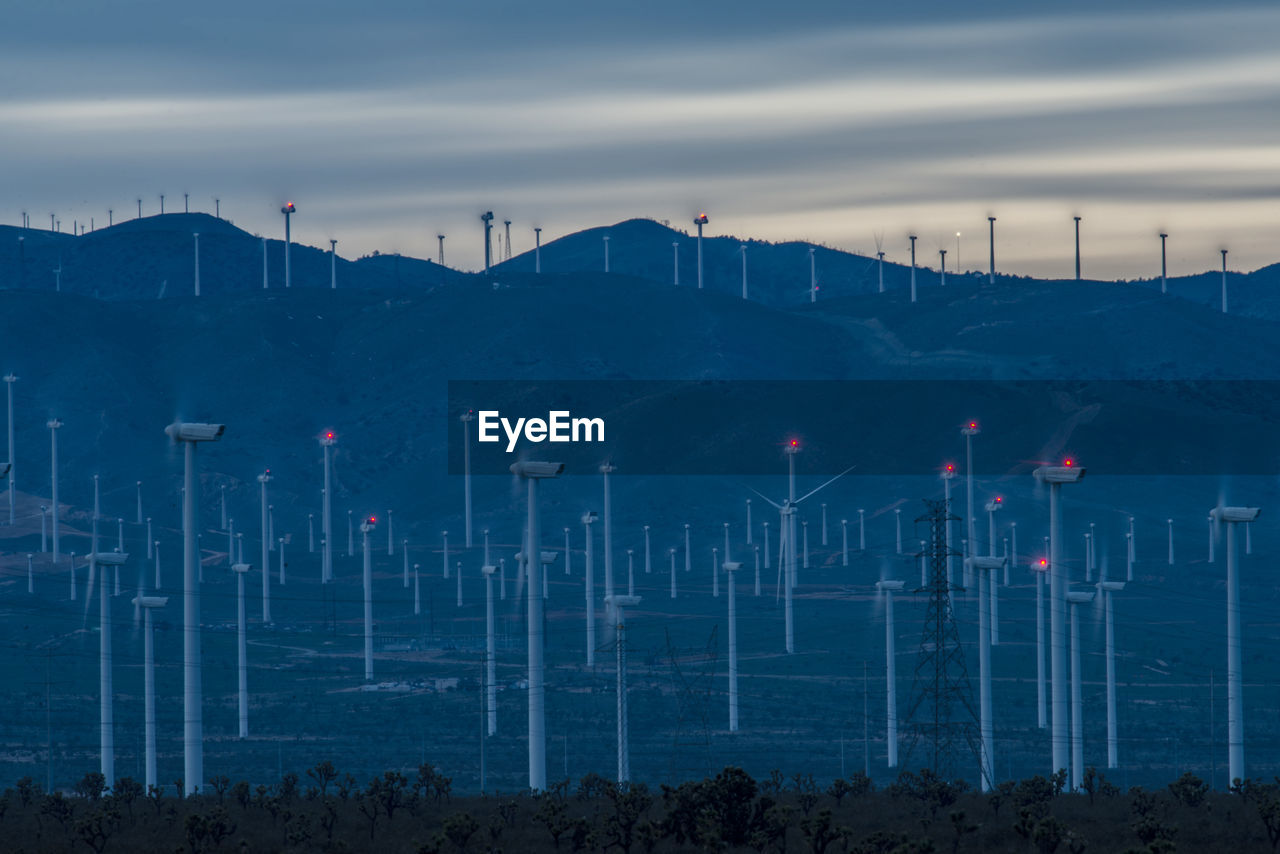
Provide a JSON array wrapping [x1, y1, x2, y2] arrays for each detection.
[[5, 1, 1280, 278]]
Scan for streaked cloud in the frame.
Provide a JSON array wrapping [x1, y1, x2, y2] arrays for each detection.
[[2, 2, 1278, 277]]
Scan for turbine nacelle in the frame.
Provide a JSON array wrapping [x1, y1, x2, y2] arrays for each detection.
[[1210, 506, 1260, 524], [513, 461, 565, 479], [166, 422, 225, 443], [1033, 464, 1085, 484]]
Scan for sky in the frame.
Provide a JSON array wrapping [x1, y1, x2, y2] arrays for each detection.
[[5, 1, 1280, 278]]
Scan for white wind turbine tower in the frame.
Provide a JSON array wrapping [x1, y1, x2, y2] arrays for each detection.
[[457, 560, 464, 607], [348, 510, 354, 556], [1033, 557, 1048, 728], [281, 202, 296, 287], [895, 509, 902, 554], [710, 547, 718, 598], [684, 523, 691, 573], [1098, 580, 1125, 769], [1167, 518, 1174, 565], [91, 548, 128, 788], [762, 521, 769, 571], [329, 239, 337, 288], [941, 464, 956, 587], [1159, 233, 1168, 294], [739, 244, 747, 299], [876, 579, 905, 767], [694, 213, 708, 289], [725, 561, 742, 731], [603, 234, 610, 273], [801, 522, 808, 569], [1073, 216, 1082, 281], [606, 593, 642, 782], [988, 216, 996, 284], [643, 525, 651, 574], [4, 373, 15, 525], [165, 420, 224, 795], [1033, 459, 1085, 780], [387, 509, 395, 555], [413, 563, 421, 614], [672, 241, 679, 285], [231, 562, 251, 737], [192, 233, 200, 296], [967, 555, 1005, 791], [1207, 515, 1214, 563], [821, 503, 828, 546], [134, 593, 167, 791], [1066, 588, 1095, 791], [909, 235, 918, 303], [669, 548, 678, 598], [723, 522, 732, 563], [461, 411, 474, 547], [136, 480, 143, 525], [985, 497, 1003, 645], [254, 471, 272, 624], [26, 553, 32, 593], [361, 517, 375, 680], [482, 563, 497, 735], [858, 509, 865, 551], [48, 419, 62, 562], [808, 247, 817, 302], [1220, 248, 1229, 313], [745, 499, 753, 544], [1211, 504, 1260, 785], [442, 530, 450, 578], [534, 228, 541, 273], [261, 237, 268, 289], [582, 512, 598, 665], [320, 432, 335, 582], [600, 463, 616, 612], [511, 460, 564, 791], [961, 421, 980, 587], [278, 538, 285, 584], [403, 541, 409, 587], [841, 519, 848, 566]]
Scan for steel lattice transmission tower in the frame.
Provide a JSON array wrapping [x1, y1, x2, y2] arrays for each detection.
[[901, 499, 982, 780]]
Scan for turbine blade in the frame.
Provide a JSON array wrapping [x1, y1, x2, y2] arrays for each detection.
[[795, 463, 858, 505]]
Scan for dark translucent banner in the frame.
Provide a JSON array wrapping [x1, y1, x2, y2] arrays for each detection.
[[446, 380, 1280, 476]]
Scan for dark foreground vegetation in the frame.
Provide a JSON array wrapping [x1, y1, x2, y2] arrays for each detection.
[[3, 764, 1280, 853]]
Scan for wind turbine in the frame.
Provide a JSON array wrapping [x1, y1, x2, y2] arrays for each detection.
[[875, 232, 886, 293], [961, 421, 980, 587], [739, 243, 747, 299], [461, 412, 474, 547], [48, 419, 62, 562], [967, 555, 1005, 792], [534, 228, 541, 273], [3, 373, 14, 525], [841, 519, 848, 566], [985, 497, 1003, 645], [329, 239, 337, 288], [988, 216, 996, 284], [1067, 588, 1095, 791], [908, 235, 917, 303], [1167, 518, 1174, 565], [1211, 505, 1260, 785], [320, 432, 335, 582], [603, 235, 610, 273], [1034, 459, 1085, 781], [643, 525, 651, 574], [1033, 557, 1048, 728], [726, 562, 741, 732], [482, 564, 497, 735], [361, 517, 376, 680], [281, 202, 296, 288], [231, 563, 251, 737], [606, 593, 642, 782], [511, 459, 564, 791], [481, 211, 494, 272], [939, 248, 947, 287], [134, 593, 167, 791], [1098, 580, 1125, 768], [1159, 233, 1168, 294], [672, 241, 679, 285], [821, 503, 828, 546], [710, 547, 718, 598], [1220, 248, 1229, 313], [669, 547, 677, 599], [808, 247, 816, 302], [600, 464, 616, 609], [258, 470, 273, 617], [749, 439, 854, 653], [694, 213, 708, 289], [165, 420, 224, 796], [895, 509, 902, 554], [91, 549, 128, 788], [1073, 216, 1082, 281], [582, 511, 598, 665], [876, 579, 905, 767]]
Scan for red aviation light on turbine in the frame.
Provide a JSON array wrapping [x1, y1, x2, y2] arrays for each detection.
[[1036, 557, 1048, 570], [1064, 458, 1074, 467]]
